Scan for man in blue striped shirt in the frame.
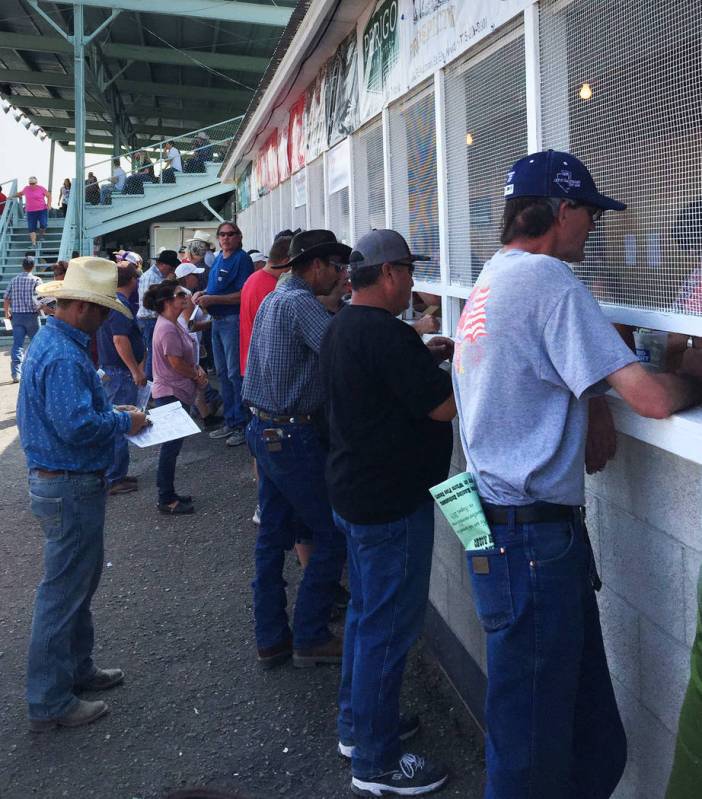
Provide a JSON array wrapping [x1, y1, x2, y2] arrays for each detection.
[[242, 230, 350, 670], [17, 257, 148, 732]]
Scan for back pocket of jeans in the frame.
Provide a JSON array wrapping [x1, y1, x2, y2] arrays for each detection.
[[29, 493, 63, 540], [466, 547, 514, 632]]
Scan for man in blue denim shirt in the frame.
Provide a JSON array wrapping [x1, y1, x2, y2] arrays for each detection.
[[242, 229, 350, 670], [454, 151, 702, 799], [17, 257, 148, 732], [193, 220, 253, 447]]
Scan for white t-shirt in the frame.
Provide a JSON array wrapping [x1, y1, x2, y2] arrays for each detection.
[[166, 147, 182, 172], [113, 167, 126, 191]]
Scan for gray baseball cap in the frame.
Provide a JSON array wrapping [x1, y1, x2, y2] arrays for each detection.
[[349, 229, 430, 269]]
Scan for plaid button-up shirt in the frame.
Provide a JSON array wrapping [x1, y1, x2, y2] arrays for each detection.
[[242, 274, 331, 415], [137, 264, 164, 319], [4, 271, 42, 314]]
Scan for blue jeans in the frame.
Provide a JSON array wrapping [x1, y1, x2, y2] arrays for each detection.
[[26, 471, 107, 719], [211, 315, 248, 428], [155, 396, 190, 504], [468, 508, 626, 799], [335, 500, 435, 779], [103, 366, 137, 485], [11, 311, 39, 379], [246, 416, 346, 650], [137, 317, 156, 381]]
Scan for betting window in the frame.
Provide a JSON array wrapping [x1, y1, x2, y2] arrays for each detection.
[[540, 0, 702, 332], [388, 83, 441, 283], [279, 179, 292, 234], [444, 26, 527, 287], [352, 117, 386, 241]]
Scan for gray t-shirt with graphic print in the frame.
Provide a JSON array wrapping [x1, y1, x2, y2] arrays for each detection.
[[452, 248, 637, 506]]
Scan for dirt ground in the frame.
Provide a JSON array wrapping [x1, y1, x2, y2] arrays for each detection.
[[0, 346, 485, 799]]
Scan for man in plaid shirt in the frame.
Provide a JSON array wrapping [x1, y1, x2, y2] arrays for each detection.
[[3, 255, 42, 382]]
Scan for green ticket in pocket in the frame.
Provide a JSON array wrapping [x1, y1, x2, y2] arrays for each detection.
[[430, 471, 494, 551]]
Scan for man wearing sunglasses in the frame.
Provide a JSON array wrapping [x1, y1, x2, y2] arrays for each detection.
[[453, 150, 702, 799], [192, 221, 253, 447], [242, 230, 350, 670]]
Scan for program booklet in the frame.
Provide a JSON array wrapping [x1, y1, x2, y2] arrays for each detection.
[[430, 471, 494, 550]]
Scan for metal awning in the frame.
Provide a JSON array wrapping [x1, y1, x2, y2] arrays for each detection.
[[0, 0, 295, 156]]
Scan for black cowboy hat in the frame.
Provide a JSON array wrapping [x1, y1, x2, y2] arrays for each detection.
[[287, 229, 351, 267]]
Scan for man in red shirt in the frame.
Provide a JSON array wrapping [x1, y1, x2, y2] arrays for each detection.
[[0, 185, 7, 217], [239, 235, 292, 374]]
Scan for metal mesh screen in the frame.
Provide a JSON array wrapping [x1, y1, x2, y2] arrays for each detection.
[[541, 0, 702, 321], [389, 86, 440, 283], [279, 179, 292, 233], [308, 157, 325, 229], [237, 207, 251, 243], [328, 187, 351, 244], [352, 118, 386, 241], [294, 202, 307, 231], [445, 30, 527, 287]]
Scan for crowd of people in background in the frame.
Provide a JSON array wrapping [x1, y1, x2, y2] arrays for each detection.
[[9, 148, 702, 799]]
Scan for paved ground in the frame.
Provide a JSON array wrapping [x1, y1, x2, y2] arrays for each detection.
[[0, 346, 484, 799]]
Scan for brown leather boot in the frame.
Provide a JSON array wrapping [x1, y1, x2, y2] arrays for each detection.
[[293, 634, 343, 668], [29, 699, 109, 732]]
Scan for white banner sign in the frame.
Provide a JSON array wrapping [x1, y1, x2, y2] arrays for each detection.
[[293, 169, 307, 208], [405, 0, 532, 88], [326, 138, 351, 195]]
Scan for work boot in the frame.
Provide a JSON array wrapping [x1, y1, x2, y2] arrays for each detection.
[[257, 636, 293, 670], [75, 667, 125, 692], [29, 699, 109, 732], [293, 635, 343, 668]]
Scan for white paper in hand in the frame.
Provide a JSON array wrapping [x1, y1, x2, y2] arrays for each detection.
[[126, 400, 200, 448], [136, 380, 152, 411]]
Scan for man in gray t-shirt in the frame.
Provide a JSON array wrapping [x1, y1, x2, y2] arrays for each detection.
[[453, 149, 702, 799]]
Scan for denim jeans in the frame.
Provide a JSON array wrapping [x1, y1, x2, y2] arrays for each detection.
[[26, 470, 107, 719], [155, 396, 190, 504], [137, 317, 157, 381], [334, 500, 435, 779], [467, 508, 626, 799], [11, 311, 39, 379], [211, 315, 248, 429], [246, 416, 346, 650], [103, 366, 137, 485]]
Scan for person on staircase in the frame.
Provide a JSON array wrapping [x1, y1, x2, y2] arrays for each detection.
[[161, 142, 182, 184], [12, 177, 50, 250], [100, 160, 127, 205], [58, 179, 70, 217]]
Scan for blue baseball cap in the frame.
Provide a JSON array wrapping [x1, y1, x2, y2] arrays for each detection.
[[504, 149, 626, 211]]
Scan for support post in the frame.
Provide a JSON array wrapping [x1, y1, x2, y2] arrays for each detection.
[[74, 2, 86, 253], [47, 138, 56, 195]]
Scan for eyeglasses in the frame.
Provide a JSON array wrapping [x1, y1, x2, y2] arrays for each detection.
[[392, 261, 415, 275], [328, 260, 348, 273], [565, 200, 603, 223], [218, 230, 241, 237]]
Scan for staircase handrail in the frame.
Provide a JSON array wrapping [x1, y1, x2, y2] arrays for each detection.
[[58, 182, 77, 261], [0, 179, 19, 264], [85, 114, 244, 189]]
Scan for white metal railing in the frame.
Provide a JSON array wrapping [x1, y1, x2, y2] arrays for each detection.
[[84, 115, 243, 205], [58, 182, 78, 260], [0, 178, 20, 266]]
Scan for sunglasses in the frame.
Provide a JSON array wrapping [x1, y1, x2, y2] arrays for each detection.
[[565, 200, 603, 223], [392, 261, 415, 275], [218, 230, 241, 237]]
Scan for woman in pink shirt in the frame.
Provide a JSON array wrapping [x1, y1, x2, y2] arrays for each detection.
[[143, 281, 207, 514], [13, 176, 50, 249]]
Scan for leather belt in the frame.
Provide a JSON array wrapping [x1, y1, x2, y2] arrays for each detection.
[[482, 502, 579, 525], [251, 407, 312, 425], [32, 468, 105, 478]]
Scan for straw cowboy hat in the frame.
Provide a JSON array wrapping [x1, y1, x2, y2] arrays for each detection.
[[185, 229, 214, 245], [37, 256, 132, 318]]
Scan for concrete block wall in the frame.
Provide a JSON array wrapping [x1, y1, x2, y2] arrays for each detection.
[[428, 423, 700, 798]]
